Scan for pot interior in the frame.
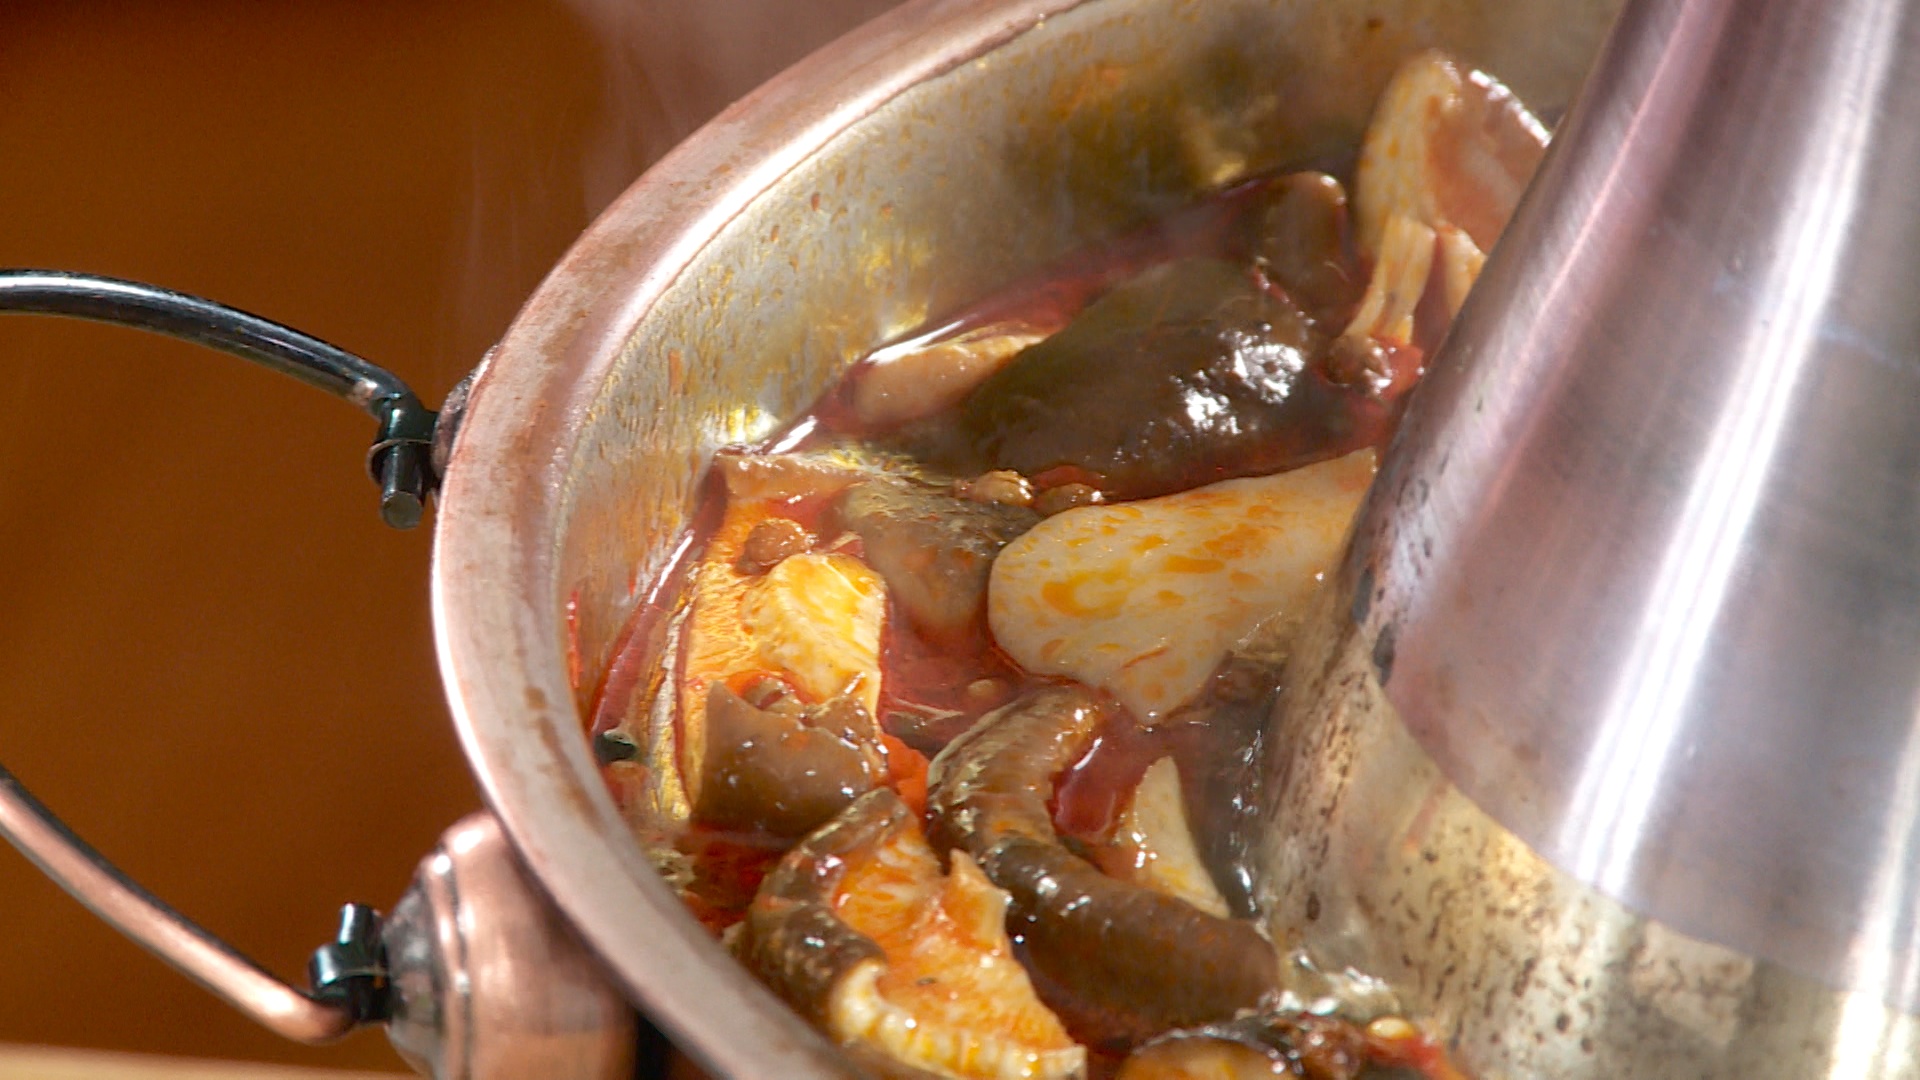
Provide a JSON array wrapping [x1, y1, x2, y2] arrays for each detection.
[[436, 0, 1621, 1075]]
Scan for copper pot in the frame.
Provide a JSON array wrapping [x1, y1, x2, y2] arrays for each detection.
[[0, 0, 1621, 1076]]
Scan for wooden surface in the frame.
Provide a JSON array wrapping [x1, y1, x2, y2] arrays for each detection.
[[0, 0, 895, 1071], [0, 1045, 404, 1080]]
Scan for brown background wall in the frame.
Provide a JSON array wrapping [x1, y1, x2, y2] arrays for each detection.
[[0, 0, 893, 1071]]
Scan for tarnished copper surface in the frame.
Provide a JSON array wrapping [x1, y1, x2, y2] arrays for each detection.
[[383, 813, 633, 1080]]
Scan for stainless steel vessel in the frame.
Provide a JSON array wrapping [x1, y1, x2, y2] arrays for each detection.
[[1261, 0, 1920, 1076]]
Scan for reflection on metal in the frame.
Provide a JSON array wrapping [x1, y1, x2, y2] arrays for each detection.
[[1260, 0, 1920, 1073], [1260, 602, 1920, 1077], [384, 813, 635, 1080]]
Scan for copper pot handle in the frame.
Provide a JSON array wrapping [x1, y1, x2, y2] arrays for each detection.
[[0, 768, 372, 1042], [0, 776, 636, 1074], [0, 268, 446, 1043], [0, 271, 635, 1075]]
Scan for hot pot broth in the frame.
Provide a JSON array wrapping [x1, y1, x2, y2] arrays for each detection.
[[591, 53, 1542, 1080]]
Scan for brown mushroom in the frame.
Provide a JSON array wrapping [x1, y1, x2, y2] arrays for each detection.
[[927, 686, 1281, 1050], [741, 789, 1086, 1080], [692, 683, 884, 838], [1251, 172, 1364, 326], [931, 258, 1368, 503], [828, 475, 1038, 645]]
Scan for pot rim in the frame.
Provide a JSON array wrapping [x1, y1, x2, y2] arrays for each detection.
[[430, 1, 1088, 1076]]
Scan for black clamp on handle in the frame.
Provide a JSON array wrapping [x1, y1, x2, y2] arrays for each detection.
[[308, 903, 391, 1025], [0, 269, 439, 528]]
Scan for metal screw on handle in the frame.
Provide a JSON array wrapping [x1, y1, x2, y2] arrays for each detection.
[[0, 269, 441, 1043]]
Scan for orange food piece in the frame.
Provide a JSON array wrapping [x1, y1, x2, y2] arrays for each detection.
[[828, 813, 1085, 1079], [679, 499, 775, 812], [880, 734, 929, 817], [680, 499, 887, 812], [740, 551, 886, 714]]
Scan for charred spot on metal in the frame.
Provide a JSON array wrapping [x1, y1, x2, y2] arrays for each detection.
[[1371, 625, 1397, 682], [1512, 955, 1538, 998], [593, 731, 640, 765]]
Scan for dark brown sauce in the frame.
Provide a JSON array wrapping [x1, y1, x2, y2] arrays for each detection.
[[674, 825, 790, 935], [876, 620, 1027, 754], [1053, 713, 1211, 843]]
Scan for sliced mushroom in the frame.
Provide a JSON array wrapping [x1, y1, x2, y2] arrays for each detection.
[[742, 789, 1086, 1080], [1345, 51, 1549, 352], [1354, 52, 1548, 266], [829, 475, 1038, 645], [927, 686, 1280, 1050]]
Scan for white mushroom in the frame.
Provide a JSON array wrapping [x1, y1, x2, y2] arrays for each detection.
[[1344, 51, 1549, 346]]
